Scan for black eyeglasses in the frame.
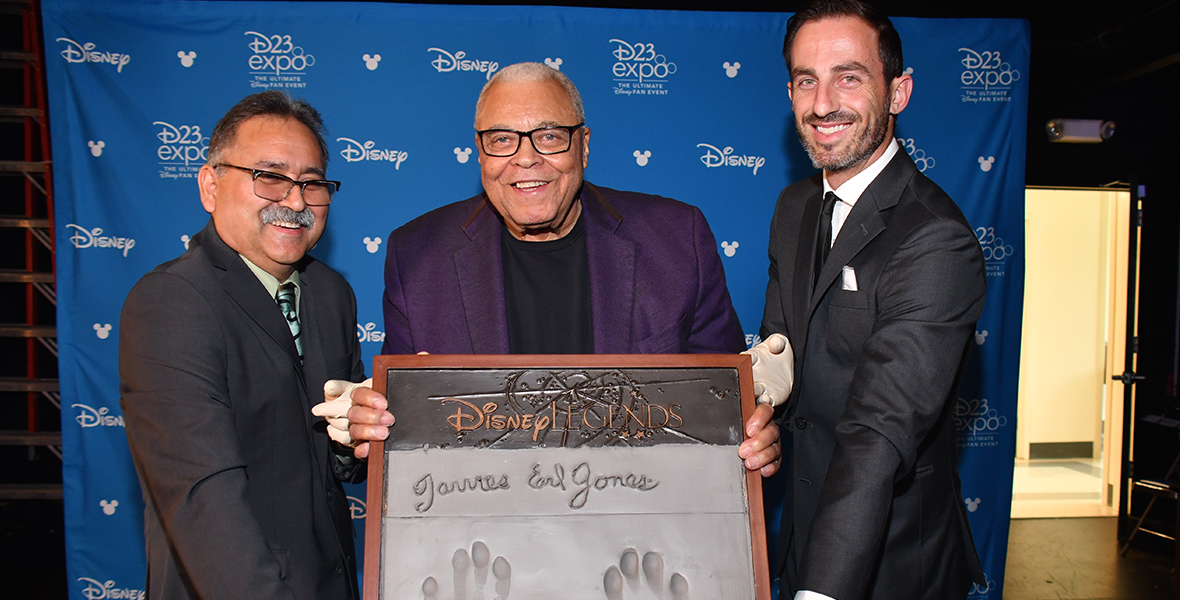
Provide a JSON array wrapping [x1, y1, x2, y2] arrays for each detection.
[[214, 164, 340, 206], [476, 123, 585, 157]]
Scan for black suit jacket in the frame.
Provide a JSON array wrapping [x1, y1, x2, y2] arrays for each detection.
[[761, 150, 987, 600], [119, 221, 365, 599]]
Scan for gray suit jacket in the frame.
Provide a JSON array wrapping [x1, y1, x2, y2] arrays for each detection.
[[381, 181, 745, 355], [761, 150, 987, 600], [120, 221, 365, 599]]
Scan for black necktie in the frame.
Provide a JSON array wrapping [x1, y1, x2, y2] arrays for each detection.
[[815, 191, 839, 288]]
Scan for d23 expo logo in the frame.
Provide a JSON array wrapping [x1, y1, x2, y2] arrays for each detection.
[[975, 226, 1014, 277], [958, 47, 1021, 104], [245, 31, 315, 89], [610, 39, 676, 97], [954, 396, 1006, 448], [154, 121, 208, 180]]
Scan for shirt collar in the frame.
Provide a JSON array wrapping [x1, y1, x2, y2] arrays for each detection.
[[240, 255, 301, 312], [823, 138, 900, 207]]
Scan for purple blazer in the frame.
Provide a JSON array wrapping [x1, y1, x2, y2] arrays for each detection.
[[381, 182, 744, 355]]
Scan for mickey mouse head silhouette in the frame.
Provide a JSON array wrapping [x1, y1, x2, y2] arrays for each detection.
[[100, 499, 119, 515], [632, 150, 651, 167], [181, 234, 191, 249], [544, 57, 563, 70], [454, 147, 472, 164], [721, 241, 739, 257], [964, 498, 982, 512], [93, 323, 112, 339], [362, 237, 382, 254], [722, 62, 741, 78], [176, 51, 197, 68], [362, 54, 381, 71], [977, 156, 995, 172], [87, 140, 105, 157], [974, 330, 989, 345]]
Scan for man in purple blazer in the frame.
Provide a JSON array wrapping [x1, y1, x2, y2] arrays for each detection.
[[330, 62, 780, 476]]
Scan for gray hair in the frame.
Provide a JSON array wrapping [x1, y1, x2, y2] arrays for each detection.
[[206, 90, 329, 168], [474, 62, 585, 126]]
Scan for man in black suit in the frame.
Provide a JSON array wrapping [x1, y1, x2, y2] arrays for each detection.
[[754, 1, 988, 598], [120, 91, 388, 599]]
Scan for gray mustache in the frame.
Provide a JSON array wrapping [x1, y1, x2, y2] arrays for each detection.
[[261, 204, 315, 229]]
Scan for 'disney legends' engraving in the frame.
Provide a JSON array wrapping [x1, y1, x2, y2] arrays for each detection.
[[438, 369, 696, 447]]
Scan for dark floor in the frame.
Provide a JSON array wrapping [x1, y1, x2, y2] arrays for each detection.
[[1005, 517, 1173, 600], [0, 502, 1174, 599]]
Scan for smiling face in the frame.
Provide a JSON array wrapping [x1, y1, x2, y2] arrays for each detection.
[[475, 78, 590, 241], [788, 16, 911, 189], [198, 115, 329, 280]]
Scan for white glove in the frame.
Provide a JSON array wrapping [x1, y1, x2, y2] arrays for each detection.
[[742, 333, 795, 407], [312, 378, 372, 446]]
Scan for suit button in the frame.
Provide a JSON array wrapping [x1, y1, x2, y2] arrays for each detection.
[[335, 564, 344, 576], [795, 418, 808, 430], [326, 488, 335, 499]]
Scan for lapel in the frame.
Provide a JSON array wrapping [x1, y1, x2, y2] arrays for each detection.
[[453, 198, 511, 353], [806, 151, 914, 317], [196, 221, 305, 369], [582, 183, 635, 354], [790, 176, 823, 355], [296, 266, 328, 476]]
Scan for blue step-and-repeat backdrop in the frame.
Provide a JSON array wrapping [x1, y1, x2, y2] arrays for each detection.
[[42, 1, 1027, 598]]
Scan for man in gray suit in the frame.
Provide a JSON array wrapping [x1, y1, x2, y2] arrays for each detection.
[[120, 91, 380, 599], [754, 1, 988, 598]]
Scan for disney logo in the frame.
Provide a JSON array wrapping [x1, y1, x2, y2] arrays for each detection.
[[244, 32, 314, 75], [66, 224, 136, 257], [337, 137, 408, 170], [696, 143, 765, 175], [347, 495, 367, 519], [357, 322, 386, 343], [958, 48, 1020, 90], [426, 48, 499, 80], [77, 577, 145, 600], [72, 404, 125, 428], [56, 38, 131, 73]]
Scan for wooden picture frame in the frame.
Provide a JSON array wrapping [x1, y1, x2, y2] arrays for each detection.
[[363, 354, 770, 600]]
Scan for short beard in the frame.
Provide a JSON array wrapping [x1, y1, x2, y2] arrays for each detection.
[[797, 104, 892, 173], [261, 204, 315, 230]]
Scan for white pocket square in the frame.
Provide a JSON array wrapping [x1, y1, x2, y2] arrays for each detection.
[[841, 266, 858, 291]]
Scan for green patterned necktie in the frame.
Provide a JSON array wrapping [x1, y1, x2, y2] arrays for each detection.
[[276, 282, 302, 362]]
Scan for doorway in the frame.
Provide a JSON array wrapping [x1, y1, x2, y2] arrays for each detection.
[[1012, 186, 1135, 518]]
